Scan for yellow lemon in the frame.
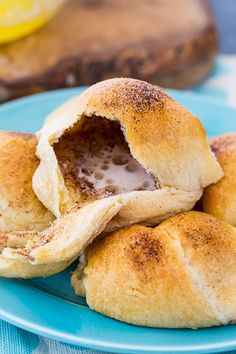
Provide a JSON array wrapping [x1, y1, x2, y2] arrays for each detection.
[[0, 0, 67, 44]]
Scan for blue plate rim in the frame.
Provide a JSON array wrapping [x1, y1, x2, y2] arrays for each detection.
[[3, 306, 236, 354]]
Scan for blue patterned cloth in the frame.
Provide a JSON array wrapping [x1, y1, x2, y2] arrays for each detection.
[[1, 54, 236, 354]]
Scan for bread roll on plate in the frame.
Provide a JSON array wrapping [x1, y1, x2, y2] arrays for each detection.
[[0, 132, 76, 277], [202, 133, 236, 226], [0, 131, 54, 232], [6, 78, 219, 267], [0, 79, 222, 274], [34, 78, 222, 219], [71, 211, 236, 329]]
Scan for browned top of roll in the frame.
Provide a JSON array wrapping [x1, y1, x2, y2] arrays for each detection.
[[0, 131, 53, 231], [202, 133, 236, 226], [34, 78, 223, 216], [72, 211, 236, 328]]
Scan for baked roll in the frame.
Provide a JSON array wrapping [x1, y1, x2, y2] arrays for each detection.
[[0, 132, 75, 277], [202, 133, 236, 226], [71, 211, 236, 329], [0, 79, 223, 274], [0, 131, 54, 232], [33, 78, 222, 220]]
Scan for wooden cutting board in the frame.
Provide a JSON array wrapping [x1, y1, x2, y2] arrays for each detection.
[[0, 0, 217, 102]]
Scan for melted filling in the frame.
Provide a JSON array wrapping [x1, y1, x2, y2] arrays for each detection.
[[55, 117, 156, 201]]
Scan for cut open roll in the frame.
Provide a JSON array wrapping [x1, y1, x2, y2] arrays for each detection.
[[33, 78, 222, 218], [0, 79, 223, 277]]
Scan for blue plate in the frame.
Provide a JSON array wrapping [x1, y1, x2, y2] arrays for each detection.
[[0, 88, 236, 354]]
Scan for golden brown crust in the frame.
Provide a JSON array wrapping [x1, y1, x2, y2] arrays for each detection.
[[164, 212, 236, 321], [72, 211, 236, 328], [202, 133, 236, 226], [79, 79, 222, 191], [34, 78, 222, 217], [0, 131, 40, 210], [0, 131, 54, 232]]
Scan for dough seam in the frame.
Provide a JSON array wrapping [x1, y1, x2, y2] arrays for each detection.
[[168, 231, 229, 325]]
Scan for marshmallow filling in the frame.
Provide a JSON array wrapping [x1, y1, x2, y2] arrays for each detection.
[[54, 116, 156, 201]]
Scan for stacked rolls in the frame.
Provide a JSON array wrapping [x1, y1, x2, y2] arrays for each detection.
[[1, 78, 235, 329]]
